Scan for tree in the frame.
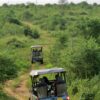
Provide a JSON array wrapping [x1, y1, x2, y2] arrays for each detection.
[[2, 3, 9, 7], [77, 19, 100, 38], [59, 0, 68, 5], [23, 11, 33, 21], [58, 0, 68, 15], [0, 55, 17, 83], [24, 27, 40, 39], [50, 36, 100, 79]]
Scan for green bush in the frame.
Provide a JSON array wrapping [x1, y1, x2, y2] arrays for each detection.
[[77, 19, 100, 38], [24, 27, 40, 39], [7, 38, 25, 48], [8, 18, 21, 25], [80, 92, 95, 100], [0, 91, 16, 100], [50, 36, 100, 79], [15, 59, 31, 71], [2, 3, 9, 7], [4, 11, 21, 25], [58, 33, 68, 47], [41, 15, 66, 31], [24, 26, 32, 36], [23, 11, 33, 21], [1, 23, 24, 35], [31, 29, 40, 39], [72, 86, 78, 95], [0, 55, 17, 83]]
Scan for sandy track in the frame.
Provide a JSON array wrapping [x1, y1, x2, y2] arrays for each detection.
[[4, 74, 30, 100]]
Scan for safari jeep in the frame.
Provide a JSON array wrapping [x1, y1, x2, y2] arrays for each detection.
[[31, 45, 43, 64], [29, 68, 70, 100]]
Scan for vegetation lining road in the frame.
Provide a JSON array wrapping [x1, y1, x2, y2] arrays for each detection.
[[4, 74, 29, 100], [4, 64, 47, 100]]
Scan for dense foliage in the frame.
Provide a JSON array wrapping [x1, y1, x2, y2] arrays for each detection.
[[0, 2, 100, 100], [0, 90, 16, 100], [0, 55, 17, 83]]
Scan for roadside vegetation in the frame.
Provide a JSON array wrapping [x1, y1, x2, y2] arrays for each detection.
[[0, 2, 100, 100], [0, 90, 16, 100]]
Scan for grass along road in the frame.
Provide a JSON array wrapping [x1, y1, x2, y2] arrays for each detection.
[[4, 73, 30, 100]]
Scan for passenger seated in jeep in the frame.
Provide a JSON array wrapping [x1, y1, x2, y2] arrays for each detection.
[[55, 74, 63, 83], [43, 76, 50, 85]]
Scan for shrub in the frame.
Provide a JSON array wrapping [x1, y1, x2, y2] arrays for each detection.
[[58, 33, 68, 47], [79, 12, 88, 15], [81, 93, 95, 100], [4, 12, 21, 25], [15, 59, 31, 71], [77, 19, 100, 38], [72, 86, 78, 95], [0, 91, 16, 100], [58, 19, 66, 30], [1, 23, 23, 35], [2, 3, 9, 7], [49, 32, 68, 66], [49, 47, 61, 67], [41, 16, 66, 31], [0, 55, 17, 83], [24, 27, 40, 39], [24, 26, 32, 36], [78, 1, 92, 9], [52, 17, 66, 30], [8, 18, 21, 25], [7, 38, 25, 48], [31, 30, 40, 39], [50, 36, 100, 79], [23, 11, 33, 21], [70, 38, 100, 78]]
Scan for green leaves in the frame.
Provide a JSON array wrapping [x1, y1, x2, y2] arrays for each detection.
[[50, 35, 100, 79], [0, 91, 16, 100], [77, 18, 100, 39], [24, 27, 40, 39], [0, 55, 17, 83]]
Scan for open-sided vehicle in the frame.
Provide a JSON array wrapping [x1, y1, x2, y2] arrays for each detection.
[[31, 45, 43, 64], [29, 68, 70, 100]]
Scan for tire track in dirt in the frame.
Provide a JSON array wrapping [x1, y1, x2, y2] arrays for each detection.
[[4, 64, 45, 100], [4, 74, 30, 100]]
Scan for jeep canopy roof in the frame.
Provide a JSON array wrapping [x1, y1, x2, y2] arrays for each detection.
[[31, 45, 42, 48], [30, 68, 65, 77]]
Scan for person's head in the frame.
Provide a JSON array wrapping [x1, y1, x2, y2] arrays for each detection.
[[43, 76, 48, 81], [55, 74, 59, 80], [43, 76, 49, 84]]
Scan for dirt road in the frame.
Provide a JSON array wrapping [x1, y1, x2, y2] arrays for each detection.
[[4, 74, 30, 100]]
